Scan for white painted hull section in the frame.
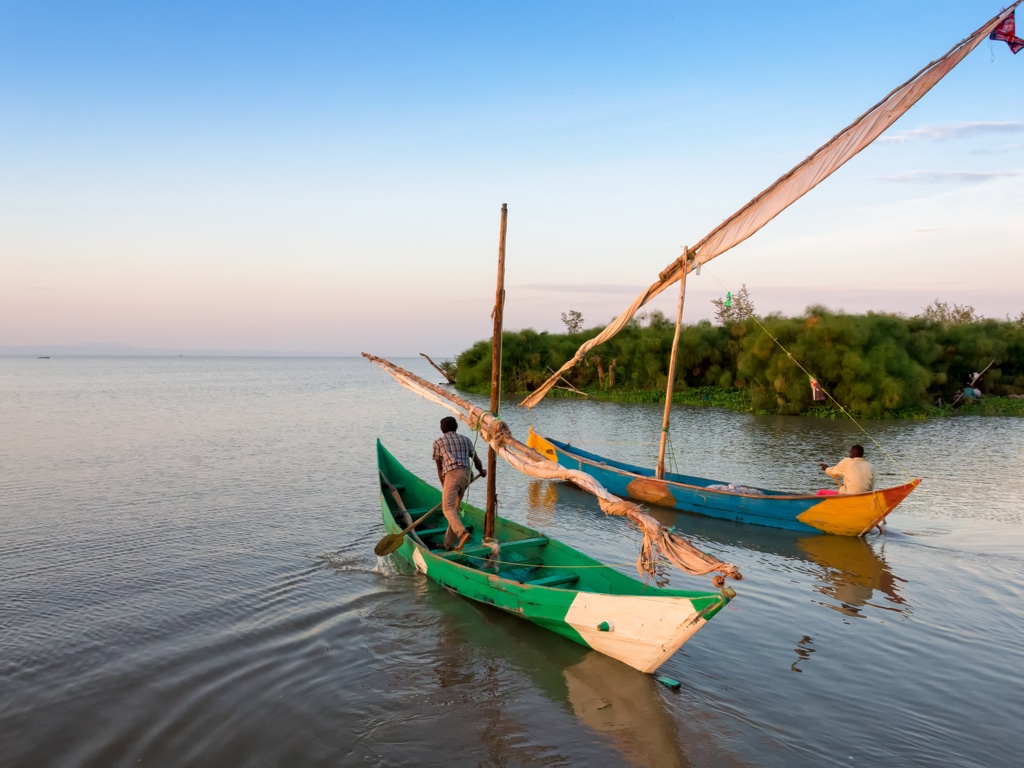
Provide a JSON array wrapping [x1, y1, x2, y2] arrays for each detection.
[[412, 548, 428, 574], [404, 538, 716, 675], [564, 592, 708, 673]]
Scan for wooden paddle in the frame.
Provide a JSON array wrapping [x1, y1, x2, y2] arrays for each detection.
[[374, 501, 443, 556], [374, 472, 480, 556]]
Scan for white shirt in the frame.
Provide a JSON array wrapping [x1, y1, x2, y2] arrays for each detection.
[[825, 457, 875, 494]]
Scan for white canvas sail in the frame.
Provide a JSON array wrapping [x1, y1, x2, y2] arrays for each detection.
[[521, 2, 1022, 409]]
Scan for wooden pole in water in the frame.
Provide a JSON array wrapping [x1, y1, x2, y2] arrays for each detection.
[[419, 352, 455, 384], [485, 203, 507, 539], [656, 250, 689, 480]]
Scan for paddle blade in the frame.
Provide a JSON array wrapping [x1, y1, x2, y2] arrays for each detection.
[[374, 533, 405, 556]]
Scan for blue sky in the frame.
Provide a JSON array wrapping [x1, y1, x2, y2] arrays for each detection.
[[2, 1, 1022, 356]]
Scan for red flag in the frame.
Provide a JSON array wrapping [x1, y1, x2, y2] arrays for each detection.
[[810, 377, 825, 402], [990, 12, 1024, 54]]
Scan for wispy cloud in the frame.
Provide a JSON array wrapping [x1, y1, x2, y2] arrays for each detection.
[[970, 143, 1024, 155], [876, 170, 1022, 184], [879, 121, 1024, 144]]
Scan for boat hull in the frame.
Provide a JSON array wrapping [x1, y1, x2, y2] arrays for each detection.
[[527, 428, 920, 536], [376, 440, 730, 673]]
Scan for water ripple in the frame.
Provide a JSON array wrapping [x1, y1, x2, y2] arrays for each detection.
[[2, 357, 1022, 768]]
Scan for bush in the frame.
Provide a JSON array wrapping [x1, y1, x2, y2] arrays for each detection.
[[452, 307, 1024, 417]]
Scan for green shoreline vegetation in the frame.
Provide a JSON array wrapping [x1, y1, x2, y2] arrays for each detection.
[[448, 301, 1024, 419]]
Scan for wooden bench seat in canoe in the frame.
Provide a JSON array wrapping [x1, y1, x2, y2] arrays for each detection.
[[438, 536, 549, 559], [418, 523, 472, 539], [522, 572, 580, 588]]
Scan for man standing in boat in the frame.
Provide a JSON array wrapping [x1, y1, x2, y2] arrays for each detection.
[[433, 416, 486, 550], [819, 445, 875, 494]]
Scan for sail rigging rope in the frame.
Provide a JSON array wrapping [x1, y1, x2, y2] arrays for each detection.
[[464, 414, 485, 510], [449, 552, 651, 570], [699, 267, 916, 483]]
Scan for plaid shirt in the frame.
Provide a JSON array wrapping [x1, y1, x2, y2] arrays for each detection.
[[432, 432, 476, 476]]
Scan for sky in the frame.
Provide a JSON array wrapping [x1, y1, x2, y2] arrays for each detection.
[[2, 0, 1022, 357]]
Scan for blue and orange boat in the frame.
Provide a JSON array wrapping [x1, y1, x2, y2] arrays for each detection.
[[527, 428, 920, 537]]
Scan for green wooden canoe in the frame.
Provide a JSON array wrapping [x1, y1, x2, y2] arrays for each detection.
[[376, 439, 733, 674]]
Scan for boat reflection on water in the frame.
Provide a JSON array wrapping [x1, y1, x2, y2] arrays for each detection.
[[644, 504, 909, 619], [419, 576, 689, 767], [526, 479, 909, 620], [561, 652, 687, 768], [793, 533, 908, 618], [525, 478, 560, 529]]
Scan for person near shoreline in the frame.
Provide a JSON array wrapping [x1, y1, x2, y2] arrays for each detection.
[[432, 416, 486, 550], [819, 445, 875, 495]]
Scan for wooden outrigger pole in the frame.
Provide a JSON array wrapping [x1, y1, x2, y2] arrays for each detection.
[[655, 249, 690, 480], [419, 353, 455, 384], [485, 203, 508, 540]]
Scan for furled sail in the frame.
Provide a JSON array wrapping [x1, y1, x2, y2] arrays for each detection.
[[521, 1, 1022, 409], [363, 352, 743, 584]]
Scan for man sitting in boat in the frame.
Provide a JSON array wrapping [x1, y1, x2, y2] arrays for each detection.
[[819, 445, 875, 495], [432, 416, 486, 551], [952, 371, 984, 408]]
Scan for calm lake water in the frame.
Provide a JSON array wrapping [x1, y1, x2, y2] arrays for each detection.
[[2, 356, 1022, 767]]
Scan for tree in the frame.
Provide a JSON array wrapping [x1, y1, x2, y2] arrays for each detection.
[[561, 309, 584, 334], [711, 284, 755, 325], [919, 299, 979, 325]]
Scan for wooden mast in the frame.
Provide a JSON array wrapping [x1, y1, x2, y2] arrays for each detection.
[[485, 203, 507, 539], [655, 251, 689, 480]]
